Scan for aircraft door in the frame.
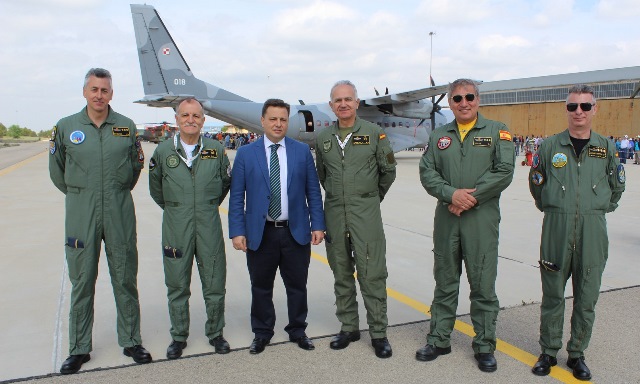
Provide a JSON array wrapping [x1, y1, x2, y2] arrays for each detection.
[[296, 110, 315, 145]]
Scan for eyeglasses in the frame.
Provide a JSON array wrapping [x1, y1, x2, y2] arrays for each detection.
[[566, 103, 595, 112], [451, 93, 476, 103]]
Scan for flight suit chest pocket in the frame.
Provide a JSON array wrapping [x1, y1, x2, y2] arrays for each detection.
[[201, 159, 222, 200], [354, 154, 378, 195], [162, 171, 184, 203]]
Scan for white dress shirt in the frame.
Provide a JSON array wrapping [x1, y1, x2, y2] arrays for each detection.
[[264, 137, 288, 221]]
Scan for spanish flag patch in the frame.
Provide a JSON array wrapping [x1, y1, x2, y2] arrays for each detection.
[[499, 130, 512, 141], [379, 133, 387, 140]]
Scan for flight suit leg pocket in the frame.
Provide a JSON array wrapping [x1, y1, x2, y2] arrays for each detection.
[[163, 246, 188, 290], [66, 244, 89, 286]]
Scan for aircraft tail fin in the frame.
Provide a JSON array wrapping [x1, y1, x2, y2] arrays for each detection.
[[130, 4, 250, 107]]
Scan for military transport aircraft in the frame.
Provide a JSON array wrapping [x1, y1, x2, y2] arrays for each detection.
[[131, 4, 450, 152]]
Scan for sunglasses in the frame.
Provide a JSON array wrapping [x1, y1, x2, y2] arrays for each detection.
[[451, 93, 476, 103], [566, 103, 595, 112]]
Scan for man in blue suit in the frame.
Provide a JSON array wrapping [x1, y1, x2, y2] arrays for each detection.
[[228, 98, 325, 354]]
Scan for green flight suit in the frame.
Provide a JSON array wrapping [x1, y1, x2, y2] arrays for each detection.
[[419, 113, 515, 353], [528, 129, 624, 359], [315, 117, 396, 338], [49, 106, 145, 355], [149, 135, 231, 341]]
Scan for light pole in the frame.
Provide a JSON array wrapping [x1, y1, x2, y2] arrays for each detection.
[[429, 31, 436, 82]]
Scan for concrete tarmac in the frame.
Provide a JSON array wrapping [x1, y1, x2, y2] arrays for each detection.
[[0, 141, 638, 383]]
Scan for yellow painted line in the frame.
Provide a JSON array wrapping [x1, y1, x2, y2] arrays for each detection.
[[0, 151, 46, 177], [309, 249, 585, 383], [216, 207, 585, 382]]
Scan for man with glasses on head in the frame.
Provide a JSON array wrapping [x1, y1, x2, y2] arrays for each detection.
[[529, 84, 624, 381], [418, 78, 515, 373]]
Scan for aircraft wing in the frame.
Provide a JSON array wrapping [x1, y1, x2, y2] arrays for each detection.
[[362, 84, 450, 106], [385, 132, 425, 153]]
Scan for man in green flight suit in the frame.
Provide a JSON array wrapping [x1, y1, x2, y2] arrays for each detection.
[[315, 80, 397, 359], [49, 68, 152, 375], [529, 84, 625, 381], [149, 98, 232, 359], [418, 78, 515, 373]]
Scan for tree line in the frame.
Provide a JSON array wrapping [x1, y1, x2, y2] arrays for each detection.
[[0, 122, 52, 139]]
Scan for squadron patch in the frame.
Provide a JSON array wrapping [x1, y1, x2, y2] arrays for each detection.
[[531, 170, 544, 186], [201, 149, 218, 159], [112, 127, 131, 137], [473, 137, 492, 147], [552, 153, 568, 168], [70, 130, 85, 144], [323, 139, 332, 153], [437, 136, 452, 150], [135, 137, 145, 164], [499, 130, 512, 141], [617, 164, 626, 183], [386, 152, 396, 164], [532, 153, 540, 168], [49, 141, 56, 155], [50, 126, 57, 142], [352, 135, 370, 145], [588, 146, 607, 159], [149, 158, 157, 171], [167, 154, 180, 168]]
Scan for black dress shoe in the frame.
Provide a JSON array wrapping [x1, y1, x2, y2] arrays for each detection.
[[567, 356, 592, 381], [290, 335, 315, 350], [329, 330, 361, 350], [60, 354, 90, 374], [249, 337, 269, 354], [415, 344, 451, 361], [123, 345, 153, 364], [474, 352, 497, 372], [371, 337, 392, 358], [209, 335, 231, 354], [532, 353, 557, 376], [166, 340, 187, 360]]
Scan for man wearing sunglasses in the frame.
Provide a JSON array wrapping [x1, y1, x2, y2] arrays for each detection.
[[529, 84, 625, 381], [418, 78, 515, 373]]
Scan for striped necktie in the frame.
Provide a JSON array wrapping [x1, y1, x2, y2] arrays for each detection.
[[268, 144, 281, 220]]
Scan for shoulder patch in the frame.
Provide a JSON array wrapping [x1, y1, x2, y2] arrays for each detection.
[[531, 170, 544, 186], [50, 126, 57, 142], [499, 130, 512, 141], [149, 158, 157, 171], [617, 164, 626, 183], [49, 141, 56, 155], [531, 153, 540, 168]]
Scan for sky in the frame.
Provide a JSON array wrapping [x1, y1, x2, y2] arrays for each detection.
[[1, 0, 638, 131]]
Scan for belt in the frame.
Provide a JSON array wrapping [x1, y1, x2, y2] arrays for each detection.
[[265, 220, 289, 228]]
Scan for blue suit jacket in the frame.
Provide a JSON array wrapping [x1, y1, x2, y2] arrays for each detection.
[[228, 137, 325, 251]]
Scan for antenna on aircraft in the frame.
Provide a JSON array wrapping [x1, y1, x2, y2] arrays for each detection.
[[374, 87, 380, 96]]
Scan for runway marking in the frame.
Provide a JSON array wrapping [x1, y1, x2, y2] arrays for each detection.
[[217, 206, 585, 382], [307, 250, 584, 383], [0, 151, 45, 176]]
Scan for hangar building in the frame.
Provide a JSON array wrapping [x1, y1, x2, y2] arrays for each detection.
[[476, 66, 640, 138]]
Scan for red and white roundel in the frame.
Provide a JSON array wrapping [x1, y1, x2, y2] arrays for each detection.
[[437, 136, 452, 150], [162, 47, 171, 55]]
